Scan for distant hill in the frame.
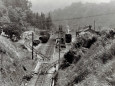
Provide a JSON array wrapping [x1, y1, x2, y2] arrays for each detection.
[[51, 1, 115, 31]]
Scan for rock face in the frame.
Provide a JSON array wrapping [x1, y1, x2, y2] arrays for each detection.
[[0, 1, 25, 85], [0, 36, 25, 86], [0, 36, 36, 86]]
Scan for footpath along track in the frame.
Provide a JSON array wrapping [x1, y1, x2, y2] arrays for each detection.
[[34, 37, 57, 86], [25, 35, 57, 86], [34, 61, 59, 86], [24, 40, 48, 60], [34, 38, 72, 86]]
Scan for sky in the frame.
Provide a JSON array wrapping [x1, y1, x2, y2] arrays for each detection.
[[29, 0, 111, 13]]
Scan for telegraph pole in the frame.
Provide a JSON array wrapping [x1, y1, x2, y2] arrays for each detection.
[[58, 25, 61, 66], [32, 32, 34, 60]]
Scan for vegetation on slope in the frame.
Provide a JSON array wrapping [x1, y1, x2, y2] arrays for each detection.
[[54, 29, 115, 86], [0, 0, 53, 42], [0, 36, 37, 86]]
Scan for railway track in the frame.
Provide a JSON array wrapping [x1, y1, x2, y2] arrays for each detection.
[[24, 40, 48, 60], [25, 35, 58, 86], [34, 37, 57, 86]]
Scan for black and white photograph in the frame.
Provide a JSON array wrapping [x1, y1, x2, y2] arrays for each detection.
[[0, 0, 115, 86]]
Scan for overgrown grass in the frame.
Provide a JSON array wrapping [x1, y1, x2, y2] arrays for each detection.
[[110, 43, 115, 56], [0, 36, 38, 86], [54, 30, 115, 86], [99, 43, 115, 64], [74, 36, 97, 49], [60, 50, 81, 70], [73, 70, 89, 84], [100, 51, 113, 64]]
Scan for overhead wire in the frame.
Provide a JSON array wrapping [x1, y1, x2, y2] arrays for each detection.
[[1, 12, 115, 30], [52, 12, 115, 22]]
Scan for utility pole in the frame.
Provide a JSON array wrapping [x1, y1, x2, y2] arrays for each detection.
[[58, 25, 61, 67], [32, 32, 34, 60], [94, 20, 95, 30]]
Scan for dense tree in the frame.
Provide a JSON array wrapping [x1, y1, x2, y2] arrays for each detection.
[[46, 13, 53, 30], [33, 12, 53, 30], [2, 0, 53, 31], [1, 23, 24, 41], [40, 13, 46, 29], [8, 6, 20, 22], [3, 0, 31, 9], [26, 10, 33, 24], [35, 13, 40, 28]]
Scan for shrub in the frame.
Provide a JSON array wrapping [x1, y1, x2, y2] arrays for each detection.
[[110, 44, 115, 56], [73, 55, 81, 63], [75, 36, 97, 49], [1, 24, 24, 42], [64, 50, 75, 64], [59, 51, 75, 69], [73, 70, 89, 84], [106, 30, 115, 39], [59, 60, 70, 70], [74, 42, 82, 48], [83, 37, 97, 48], [100, 51, 113, 64]]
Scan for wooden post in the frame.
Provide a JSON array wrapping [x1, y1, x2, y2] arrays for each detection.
[[32, 32, 34, 60], [58, 26, 61, 67]]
